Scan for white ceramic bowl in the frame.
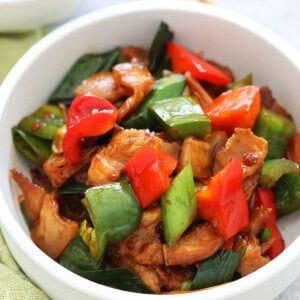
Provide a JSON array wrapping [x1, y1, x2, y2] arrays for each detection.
[[0, 0, 83, 32], [0, 1, 300, 299]]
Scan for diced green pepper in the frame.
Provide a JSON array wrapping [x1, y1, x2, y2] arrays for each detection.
[[148, 21, 173, 73], [273, 173, 300, 216], [59, 233, 99, 274], [149, 96, 211, 140], [259, 158, 299, 188], [18, 104, 65, 140], [161, 164, 197, 247], [122, 74, 186, 130], [12, 127, 52, 165], [49, 48, 123, 105], [229, 74, 252, 89], [191, 249, 243, 290], [81, 178, 142, 260], [254, 108, 296, 159], [258, 228, 271, 243]]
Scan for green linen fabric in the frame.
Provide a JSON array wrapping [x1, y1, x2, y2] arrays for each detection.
[[0, 231, 49, 300], [0, 29, 47, 83]]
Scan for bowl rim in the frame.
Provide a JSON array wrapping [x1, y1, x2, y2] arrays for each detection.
[[0, 1, 300, 299]]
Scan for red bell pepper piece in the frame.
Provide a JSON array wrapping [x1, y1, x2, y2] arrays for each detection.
[[167, 41, 232, 86], [204, 86, 261, 134], [63, 95, 117, 165], [125, 146, 177, 209], [255, 188, 285, 259], [196, 158, 249, 239]]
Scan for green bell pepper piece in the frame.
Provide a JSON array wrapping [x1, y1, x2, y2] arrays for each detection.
[[148, 21, 173, 73], [161, 164, 197, 247], [258, 228, 271, 243], [18, 104, 65, 140], [273, 172, 300, 216], [122, 74, 186, 130], [12, 127, 52, 165], [259, 158, 299, 188], [81, 178, 142, 260], [190, 249, 244, 290], [49, 48, 124, 105], [254, 108, 296, 159], [59, 233, 99, 274], [229, 74, 252, 89], [149, 96, 211, 140]]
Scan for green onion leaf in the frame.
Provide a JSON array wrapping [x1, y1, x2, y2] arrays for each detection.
[[191, 249, 243, 290]]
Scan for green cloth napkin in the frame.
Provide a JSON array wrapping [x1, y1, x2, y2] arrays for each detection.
[[0, 29, 48, 84], [0, 230, 49, 300]]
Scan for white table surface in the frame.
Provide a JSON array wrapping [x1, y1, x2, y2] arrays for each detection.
[[67, 0, 300, 299]]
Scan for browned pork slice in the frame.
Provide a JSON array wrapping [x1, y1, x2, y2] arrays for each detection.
[[74, 71, 130, 102], [112, 206, 164, 265], [216, 128, 268, 178], [113, 256, 195, 294], [121, 46, 148, 65], [163, 223, 224, 266], [11, 168, 47, 220], [43, 147, 98, 188], [185, 72, 213, 109], [177, 137, 213, 180], [287, 133, 300, 165], [31, 193, 78, 259], [152, 265, 195, 292], [113, 61, 154, 122], [234, 234, 270, 276], [113, 256, 161, 293], [242, 173, 260, 202], [87, 128, 179, 186], [243, 206, 271, 236]]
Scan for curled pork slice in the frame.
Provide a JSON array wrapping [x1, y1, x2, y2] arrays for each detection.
[[113, 256, 194, 294], [177, 137, 213, 179], [243, 206, 270, 236], [163, 223, 224, 266], [87, 129, 179, 186], [113, 256, 161, 293], [242, 173, 259, 202], [216, 128, 268, 178], [287, 133, 300, 164], [153, 265, 195, 292], [185, 72, 213, 109], [11, 169, 46, 220], [74, 71, 130, 103], [121, 46, 148, 65], [31, 193, 78, 259], [43, 147, 98, 188], [112, 206, 164, 265], [234, 234, 270, 276], [113, 62, 154, 122]]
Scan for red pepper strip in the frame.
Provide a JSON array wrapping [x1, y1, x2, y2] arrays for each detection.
[[222, 237, 235, 250], [255, 188, 285, 259], [167, 42, 232, 86], [196, 157, 249, 239], [63, 95, 117, 165], [126, 146, 177, 209], [204, 86, 261, 134]]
